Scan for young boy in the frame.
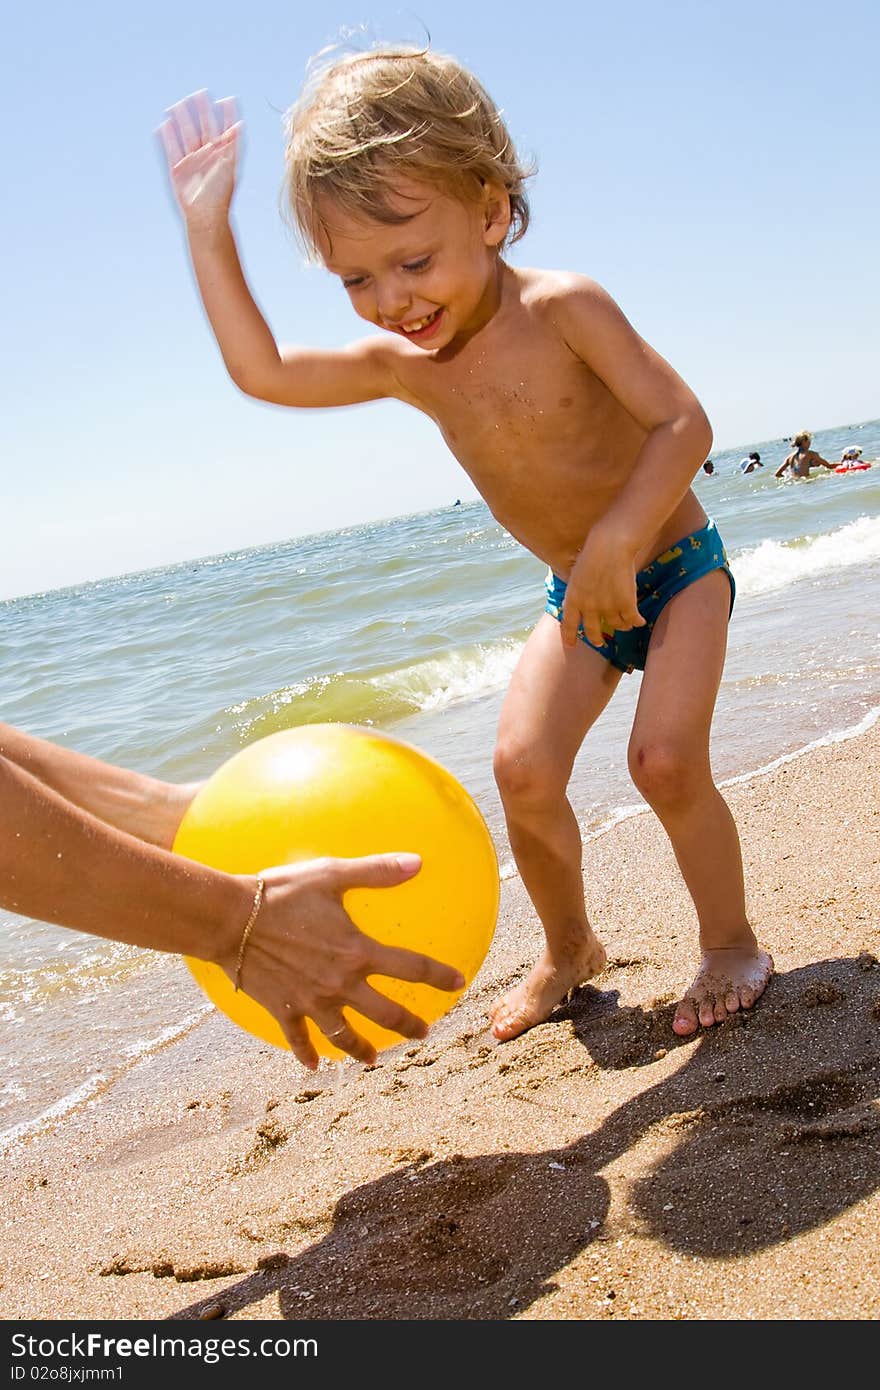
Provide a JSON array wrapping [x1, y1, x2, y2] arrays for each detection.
[[158, 46, 773, 1043]]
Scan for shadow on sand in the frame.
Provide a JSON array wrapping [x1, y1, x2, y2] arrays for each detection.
[[171, 954, 880, 1319]]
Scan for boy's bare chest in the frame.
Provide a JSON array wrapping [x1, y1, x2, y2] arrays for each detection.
[[397, 332, 643, 527], [392, 336, 644, 563], [401, 337, 632, 477]]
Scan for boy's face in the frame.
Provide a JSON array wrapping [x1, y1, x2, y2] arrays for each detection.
[[316, 178, 509, 350]]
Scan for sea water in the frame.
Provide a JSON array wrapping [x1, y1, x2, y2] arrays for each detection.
[[2, 418, 878, 1145]]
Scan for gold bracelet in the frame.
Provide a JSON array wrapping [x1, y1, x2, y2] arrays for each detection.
[[233, 877, 265, 992]]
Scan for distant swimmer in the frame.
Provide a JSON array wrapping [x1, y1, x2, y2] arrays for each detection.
[[453, 498, 462, 506], [775, 431, 836, 479], [701, 459, 715, 475], [739, 451, 762, 475]]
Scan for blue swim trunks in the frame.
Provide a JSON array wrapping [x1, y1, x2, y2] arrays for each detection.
[[544, 518, 735, 674]]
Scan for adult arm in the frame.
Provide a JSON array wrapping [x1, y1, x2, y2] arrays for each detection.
[[811, 450, 837, 471], [157, 91, 399, 408], [0, 751, 463, 1069], [552, 276, 713, 647], [0, 721, 196, 849]]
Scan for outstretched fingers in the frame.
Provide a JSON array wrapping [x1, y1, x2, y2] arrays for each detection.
[[275, 1002, 379, 1070], [190, 89, 220, 143], [156, 117, 185, 168], [329, 850, 423, 890], [158, 91, 240, 170], [215, 97, 239, 135], [165, 92, 206, 156], [344, 978, 437, 1040], [311, 1010, 378, 1065], [252, 852, 469, 1068], [367, 940, 465, 995], [328, 850, 466, 997], [278, 1011, 321, 1071]]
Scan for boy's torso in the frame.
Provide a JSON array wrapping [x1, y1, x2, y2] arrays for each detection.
[[381, 266, 705, 577]]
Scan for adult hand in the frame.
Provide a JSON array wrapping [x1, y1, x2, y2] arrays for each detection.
[[231, 853, 466, 1070], [157, 90, 242, 224], [560, 528, 645, 649]]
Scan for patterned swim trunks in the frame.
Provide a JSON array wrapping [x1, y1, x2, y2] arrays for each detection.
[[544, 518, 735, 674]]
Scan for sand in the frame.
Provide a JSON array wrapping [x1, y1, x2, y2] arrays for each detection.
[[2, 720, 879, 1323]]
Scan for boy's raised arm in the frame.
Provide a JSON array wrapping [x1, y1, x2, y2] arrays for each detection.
[[158, 91, 395, 409]]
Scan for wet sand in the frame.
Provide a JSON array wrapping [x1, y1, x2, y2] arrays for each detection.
[[3, 721, 879, 1321]]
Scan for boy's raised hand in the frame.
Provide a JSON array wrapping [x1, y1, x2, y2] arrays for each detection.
[[157, 90, 242, 222]]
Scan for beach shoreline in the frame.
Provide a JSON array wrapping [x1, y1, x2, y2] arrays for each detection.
[[3, 718, 879, 1322]]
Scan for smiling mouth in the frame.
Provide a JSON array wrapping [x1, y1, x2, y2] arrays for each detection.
[[397, 308, 443, 335]]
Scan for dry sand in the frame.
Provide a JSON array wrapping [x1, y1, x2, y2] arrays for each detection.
[[3, 721, 879, 1322]]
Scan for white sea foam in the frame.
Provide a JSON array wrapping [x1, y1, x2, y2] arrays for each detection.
[[119, 1006, 214, 1062], [734, 515, 880, 596], [0, 1004, 213, 1153], [717, 702, 880, 787], [0, 1071, 108, 1153], [571, 704, 880, 855], [370, 638, 524, 713]]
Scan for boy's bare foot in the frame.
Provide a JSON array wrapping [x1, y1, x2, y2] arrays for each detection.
[[490, 936, 608, 1041], [672, 947, 774, 1036]]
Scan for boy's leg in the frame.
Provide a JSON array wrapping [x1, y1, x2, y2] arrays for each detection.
[[628, 569, 773, 1035], [490, 614, 622, 1041]]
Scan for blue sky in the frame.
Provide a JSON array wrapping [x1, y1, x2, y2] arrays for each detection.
[[3, 0, 878, 599]]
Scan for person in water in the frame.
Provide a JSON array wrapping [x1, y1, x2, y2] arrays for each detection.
[[776, 432, 836, 478], [739, 451, 762, 474], [838, 446, 865, 465], [158, 44, 773, 1041]]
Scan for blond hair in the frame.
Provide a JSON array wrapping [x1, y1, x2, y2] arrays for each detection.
[[793, 430, 812, 448], [283, 44, 534, 258]]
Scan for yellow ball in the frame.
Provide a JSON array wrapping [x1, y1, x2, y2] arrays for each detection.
[[173, 723, 500, 1058]]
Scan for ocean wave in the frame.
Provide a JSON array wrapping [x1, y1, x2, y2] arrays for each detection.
[[0, 939, 154, 1011], [225, 637, 526, 741], [734, 515, 880, 596]]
